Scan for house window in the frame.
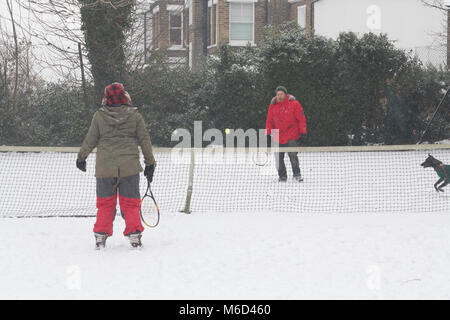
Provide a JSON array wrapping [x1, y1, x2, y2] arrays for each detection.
[[169, 12, 183, 46], [229, 2, 254, 44], [297, 5, 306, 29]]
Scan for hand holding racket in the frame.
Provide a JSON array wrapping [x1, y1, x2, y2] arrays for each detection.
[[141, 165, 159, 228], [144, 164, 155, 182]]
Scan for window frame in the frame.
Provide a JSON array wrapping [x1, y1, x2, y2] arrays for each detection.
[[228, 1, 255, 46], [297, 4, 307, 29], [169, 10, 183, 48], [209, 3, 217, 46]]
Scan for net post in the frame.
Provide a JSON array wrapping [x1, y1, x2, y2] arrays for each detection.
[[182, 148, 195, 214]]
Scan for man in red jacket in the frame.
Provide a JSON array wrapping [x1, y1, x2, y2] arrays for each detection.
[[266, 86, 307, 182]]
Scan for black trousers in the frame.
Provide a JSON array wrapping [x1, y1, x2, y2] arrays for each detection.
[[275, 139, 301, 178]]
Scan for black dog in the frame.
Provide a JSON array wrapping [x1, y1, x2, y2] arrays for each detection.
[[421, 154, 450, 192]]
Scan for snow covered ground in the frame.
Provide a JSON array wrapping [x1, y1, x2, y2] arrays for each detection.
[[1, 212, 450, 300], [2, 149, 450, 299]]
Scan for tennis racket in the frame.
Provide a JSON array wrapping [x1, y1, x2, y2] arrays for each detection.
[[140, 179, 160, 228], [252, 150, 270, 166]]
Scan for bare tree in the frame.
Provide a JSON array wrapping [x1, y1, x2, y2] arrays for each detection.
[[422, 0, 448, 12], [0, 22, 39, 110], [6, 0, 19, 114], [420, 0, 449, 66], [1, 1, 158, 81]]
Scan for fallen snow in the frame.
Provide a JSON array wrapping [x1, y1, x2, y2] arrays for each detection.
[[2, 150, 450, 299], [1, 213, 450, 299]]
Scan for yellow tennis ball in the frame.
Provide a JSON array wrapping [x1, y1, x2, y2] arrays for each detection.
[[225, 128, 230, 134]]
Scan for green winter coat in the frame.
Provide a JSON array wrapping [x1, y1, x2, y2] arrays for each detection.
[[435, 165, 450, 181], [78, 105, 156, 178]]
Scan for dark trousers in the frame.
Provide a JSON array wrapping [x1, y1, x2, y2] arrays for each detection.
[[94, 174, 143, 236], [275, 139, 301, 178]]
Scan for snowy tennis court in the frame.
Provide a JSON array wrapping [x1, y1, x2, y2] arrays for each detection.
[[1, 147, 450, 299], [1, 212, 450, 299]]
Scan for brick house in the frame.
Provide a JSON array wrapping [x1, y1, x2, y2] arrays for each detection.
[[147, 0, 450, 68], [149, 0, 188, 64], [147, 0, 316, 69]]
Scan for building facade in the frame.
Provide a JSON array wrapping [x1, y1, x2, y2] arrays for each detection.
[[148, 0, 188, 64], [148, 0, 315, 68], [147, 0, 449, 68]]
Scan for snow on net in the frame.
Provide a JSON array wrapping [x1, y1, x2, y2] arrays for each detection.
[[1, 146, 450, 217]]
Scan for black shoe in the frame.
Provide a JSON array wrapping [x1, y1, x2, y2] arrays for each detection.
[[127, 232, 142, 248], [94, 232, 108, 250], [278, 176, 287, 182], [293, 175, 304, 182]]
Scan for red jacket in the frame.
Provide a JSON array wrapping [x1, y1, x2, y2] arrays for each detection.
[[266, 94, 307, 145]]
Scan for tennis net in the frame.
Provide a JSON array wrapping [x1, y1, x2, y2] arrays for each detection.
[[1, 145, 450, 217]]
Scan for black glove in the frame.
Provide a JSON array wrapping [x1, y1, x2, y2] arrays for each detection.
[[144, 164, 155, 183], [266, 135, 272, 148], [299, 134, 307, 146], [76, 159, 86, 172]]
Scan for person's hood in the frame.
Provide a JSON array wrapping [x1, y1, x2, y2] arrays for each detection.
[[271, 94, 296, 105], [98, 105, 138, 126]]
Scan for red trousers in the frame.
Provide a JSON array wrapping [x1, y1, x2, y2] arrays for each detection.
[[93, 174, 144, 236]]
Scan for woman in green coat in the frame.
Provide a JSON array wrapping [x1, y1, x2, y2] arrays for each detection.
[[76, 83, 156, 249]]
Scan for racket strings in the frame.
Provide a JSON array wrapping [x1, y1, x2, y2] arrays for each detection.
[[140, 191, 160, 228], [253, 151, 270, 166]]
